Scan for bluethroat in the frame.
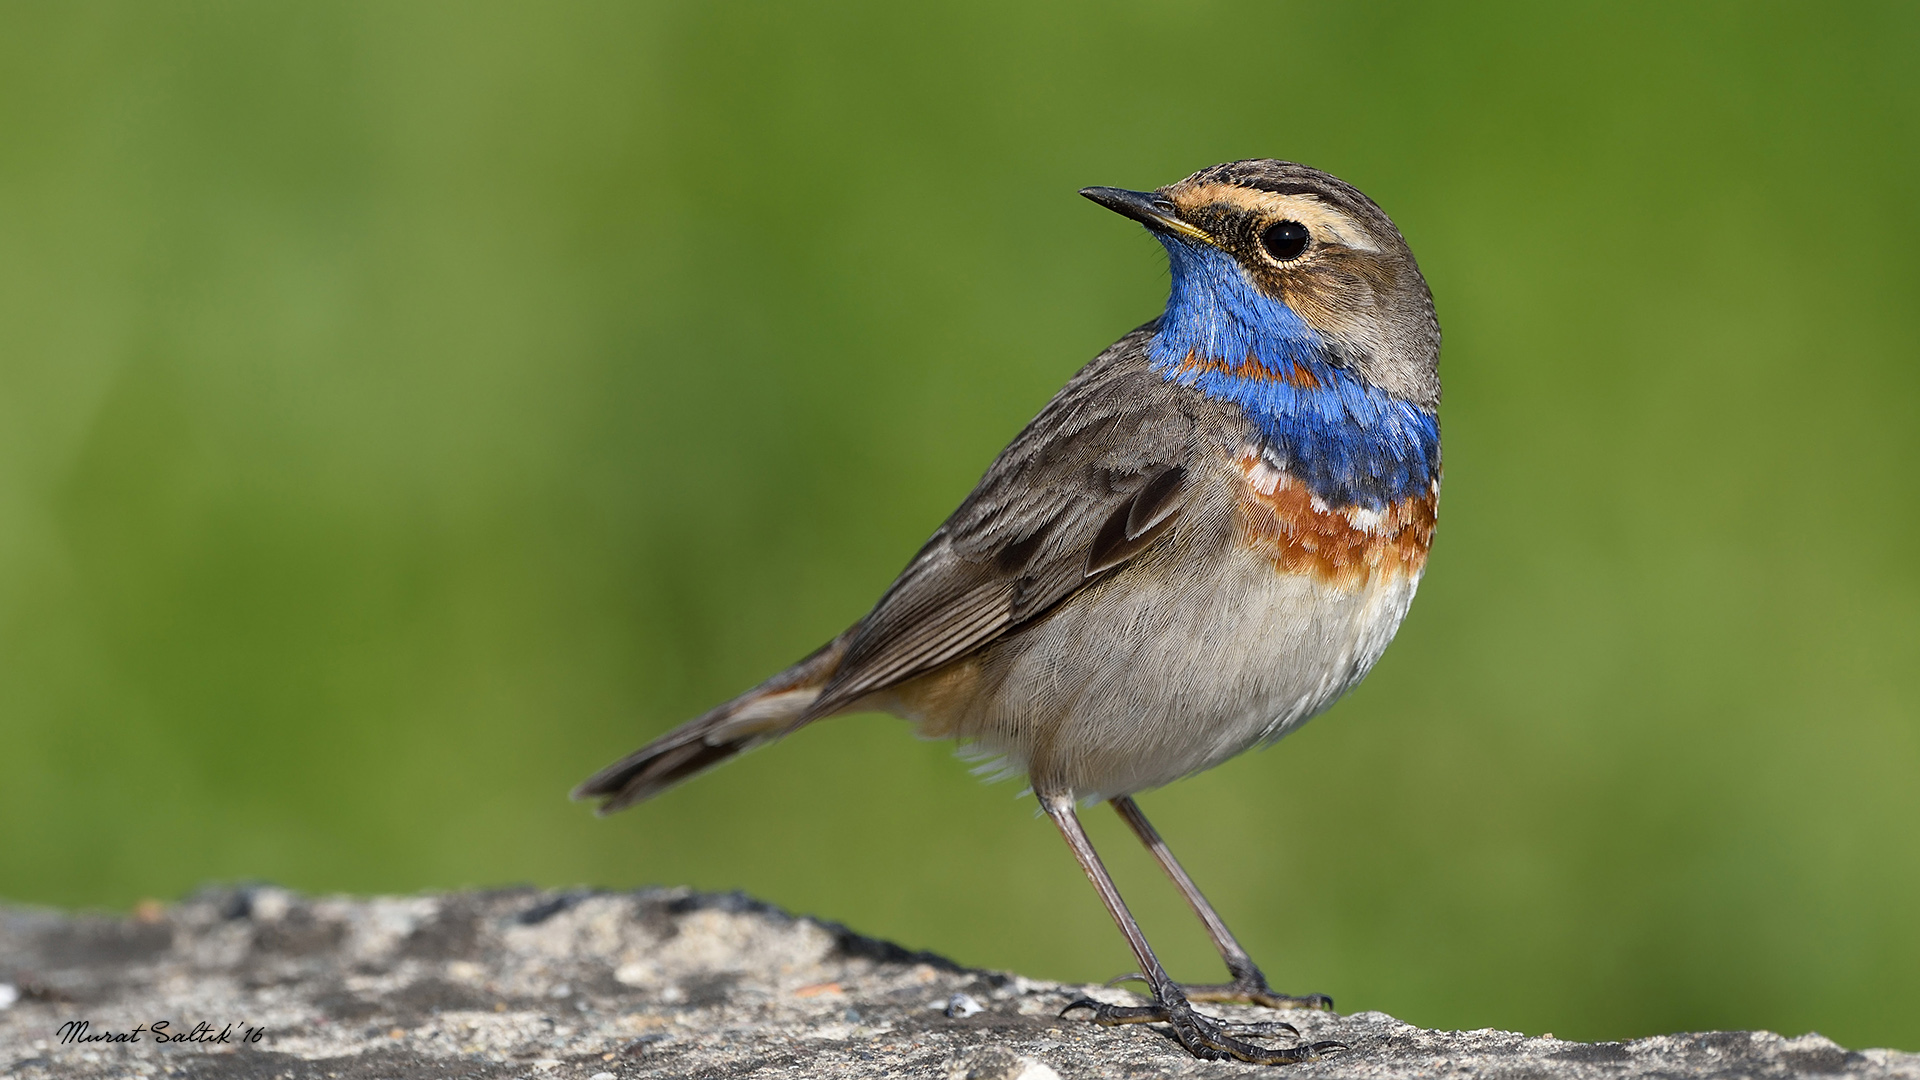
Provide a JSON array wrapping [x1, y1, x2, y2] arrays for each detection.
[[577, 160, 1440, 1065]]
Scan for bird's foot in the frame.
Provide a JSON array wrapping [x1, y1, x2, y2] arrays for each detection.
[[1060, 996, 1346, 1065], [1107, 971, 1334, 1010]]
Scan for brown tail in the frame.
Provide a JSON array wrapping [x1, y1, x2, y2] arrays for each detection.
[[572, 634, 849, 814]]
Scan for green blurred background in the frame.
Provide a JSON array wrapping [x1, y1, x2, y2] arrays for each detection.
[[2, 0, 1916, 1051]]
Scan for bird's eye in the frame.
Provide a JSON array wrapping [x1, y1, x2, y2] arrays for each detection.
[[1259, 220, 1311, 262]]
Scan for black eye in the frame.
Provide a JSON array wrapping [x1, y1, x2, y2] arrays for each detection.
[[1259, 220, 1311, 262]]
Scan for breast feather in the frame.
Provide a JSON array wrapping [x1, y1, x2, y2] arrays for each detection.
[[1235, 448, 1437, 586]]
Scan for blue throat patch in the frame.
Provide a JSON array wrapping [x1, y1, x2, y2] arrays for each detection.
[[1146, 239, 1439, 509]]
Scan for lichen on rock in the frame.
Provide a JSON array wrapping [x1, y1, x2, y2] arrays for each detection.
[[1, 887, 1913, 1079]]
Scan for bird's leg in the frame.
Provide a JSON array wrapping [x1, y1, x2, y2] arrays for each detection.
[[1108, 795, 1333, 1010], [1042, 792, 1343, 1065]]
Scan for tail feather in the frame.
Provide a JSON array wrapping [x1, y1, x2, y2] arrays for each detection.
[[573, 634, 850, 814]]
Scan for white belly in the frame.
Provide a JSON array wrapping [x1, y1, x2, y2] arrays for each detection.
[[929, 546, 1422, 798]]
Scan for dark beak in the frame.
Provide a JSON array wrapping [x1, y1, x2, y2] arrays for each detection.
[[1079, 187, 1214, 245]]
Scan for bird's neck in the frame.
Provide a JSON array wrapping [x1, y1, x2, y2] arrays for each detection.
[[1147, 246, 1439, 510]]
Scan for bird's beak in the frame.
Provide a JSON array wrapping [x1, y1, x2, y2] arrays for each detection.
[[1079, 187, 1215, 246]]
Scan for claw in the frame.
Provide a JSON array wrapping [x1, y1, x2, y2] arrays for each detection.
[[1104, 971, 1148, 988], [1059, 993, 1344, 1065], [1174, 1009, 1344, 1065]]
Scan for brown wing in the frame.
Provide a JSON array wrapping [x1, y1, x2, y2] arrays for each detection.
[[801, 324, 1205, 720]]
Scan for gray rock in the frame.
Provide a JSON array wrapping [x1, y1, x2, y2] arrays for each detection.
[[0, 887, 1912, 1079]]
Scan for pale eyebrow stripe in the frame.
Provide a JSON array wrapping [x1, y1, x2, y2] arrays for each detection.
[[1173, 183, 1381, 252]]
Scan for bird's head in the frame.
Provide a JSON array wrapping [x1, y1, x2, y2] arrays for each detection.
[[1083, 160, 1439, 409]]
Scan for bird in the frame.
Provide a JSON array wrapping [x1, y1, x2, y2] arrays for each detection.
[[575, 159, 1441, 1065]]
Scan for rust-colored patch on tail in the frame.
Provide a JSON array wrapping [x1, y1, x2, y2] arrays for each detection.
[[1235, 449, 1436, 586]]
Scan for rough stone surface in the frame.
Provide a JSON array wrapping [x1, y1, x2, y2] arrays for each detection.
[[1, 887, 1913, 1079]]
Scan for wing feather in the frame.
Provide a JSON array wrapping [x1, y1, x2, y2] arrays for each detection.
[[803, 325, 1213, 719]]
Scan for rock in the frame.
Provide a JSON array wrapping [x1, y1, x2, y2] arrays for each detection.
[[0, 887, 1912, 1079]]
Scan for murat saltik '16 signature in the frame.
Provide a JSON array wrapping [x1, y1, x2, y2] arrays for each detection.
[[56, 1019, 266, 1046]]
